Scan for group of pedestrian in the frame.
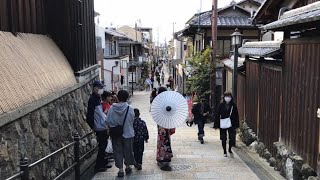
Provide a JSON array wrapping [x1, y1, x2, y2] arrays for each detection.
[[86, 81, 149, 177], [189, 91, 240, 157], [145, 63, 166, 91], [88, 79, 240, 178]]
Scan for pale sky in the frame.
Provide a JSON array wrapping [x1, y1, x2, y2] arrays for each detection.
[[94, 0, 240, 44]]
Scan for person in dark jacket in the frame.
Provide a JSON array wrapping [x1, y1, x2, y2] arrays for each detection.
[[150, 76, 155, 88], [86, 80, 111, 172], [133, 108, 149, 170], [214, 91, 239, 157], [150, 88, 157, 103], [192, 98, 210, 144]]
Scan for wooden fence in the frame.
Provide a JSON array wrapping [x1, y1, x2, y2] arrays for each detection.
[[282, 38, 320, 171], [245, 61, 259, 133], [237, 73, 246, 121], [258, 64, 282, 156]]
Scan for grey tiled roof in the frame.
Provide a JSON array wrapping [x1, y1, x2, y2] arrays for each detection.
[[218, 16, 252, 27], [223, 57, 245, 70], [187, 11, 253, 27], [254, 0, 265, 4], [239, 41, 282, 57], [105, 28, 127, 38], [262, 1, 320, 30]]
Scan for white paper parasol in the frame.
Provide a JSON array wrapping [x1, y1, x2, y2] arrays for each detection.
[[151, 91, 188, 128]]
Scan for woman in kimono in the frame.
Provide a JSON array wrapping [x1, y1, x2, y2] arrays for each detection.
[[155, 87, 175, 170]]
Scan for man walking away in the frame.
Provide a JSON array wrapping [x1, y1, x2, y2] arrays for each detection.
[[151, 76, 155, 89], [86, 80, 110, 172], [161, 74, 165, 85], [192, 98, 210, 144]]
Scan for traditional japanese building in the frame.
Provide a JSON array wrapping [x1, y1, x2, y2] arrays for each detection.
[[234, 0, 320, 177]]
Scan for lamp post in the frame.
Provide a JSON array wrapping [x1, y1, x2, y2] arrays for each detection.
[[231, 28, 242, 103], [211, 0, 217, 110], [131, 61, 134, 96]]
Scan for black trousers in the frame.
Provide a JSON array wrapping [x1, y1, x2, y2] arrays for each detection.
[[95, 130, 108, 169], [220, 127, 236, 151], [133, 142, 144, 165], [195, 116, 205, 137]]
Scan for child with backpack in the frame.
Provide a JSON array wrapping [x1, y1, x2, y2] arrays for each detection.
[[133, 109, 149, 170]]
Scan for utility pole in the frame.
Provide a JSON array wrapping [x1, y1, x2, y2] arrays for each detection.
[[171, 22, 176, 76], [210, 0, 217, 111]]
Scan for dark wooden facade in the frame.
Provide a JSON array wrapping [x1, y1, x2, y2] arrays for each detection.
[[282, 38, 320, 170], [240, 61, 283, 156], [0, 0, 46, 34], [238, 0, 320, 174], [254, 0, 320, 24], [238, 37, 320, 174], [300, 0, 320, 6], [0, 0, 96, 72], [258, 64, 282, 156], [237, 73, 246, 121], [245, 61, 259, 133]]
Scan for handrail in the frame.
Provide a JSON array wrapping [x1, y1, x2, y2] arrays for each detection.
[[53, 163, 77, 180], [80, 131, 94, 140], [80, 146, 98, 161], [29, 142, 76, 168], [5, 131, 97, 180], [5, 172, 24, 180]]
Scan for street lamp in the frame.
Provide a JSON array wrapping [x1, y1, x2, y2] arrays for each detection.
[[231, 28, 242, 103], [130, 61, 134, 96]]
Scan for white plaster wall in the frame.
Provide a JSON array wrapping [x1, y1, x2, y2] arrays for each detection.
[[103, 59, 121, 91], [95, 25, 105, 49], [120, 57, 129, 89]]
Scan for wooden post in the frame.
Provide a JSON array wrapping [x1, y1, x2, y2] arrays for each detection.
[[210, 0, 218, 111], [233, 44, 238, 103], [73, 133, 80, 180], [20, 157, 29, 180]]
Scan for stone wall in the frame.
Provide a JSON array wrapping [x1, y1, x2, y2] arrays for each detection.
[[0, 82, 95, 179], [239, 122, 319, 180]]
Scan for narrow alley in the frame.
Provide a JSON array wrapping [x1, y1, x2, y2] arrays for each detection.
[[1, 0, 320, 180]]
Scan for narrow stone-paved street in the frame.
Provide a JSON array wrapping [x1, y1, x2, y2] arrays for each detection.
[[92, 89, 261, 180]]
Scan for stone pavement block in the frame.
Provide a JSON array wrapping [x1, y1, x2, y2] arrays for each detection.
[[163, 172, 196, 179], [195, 172, 221, 179]]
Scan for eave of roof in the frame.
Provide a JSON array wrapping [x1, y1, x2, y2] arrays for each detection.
[[188, 15, 254, 27], [252, 0, 301, 23], [105, 29, 127, 38], [261, 1, 320, 30], [239, 41, 282, 57], [118, 40, 142, 45], [186, 0, 258, 25], [223, 57, 245, 70]]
